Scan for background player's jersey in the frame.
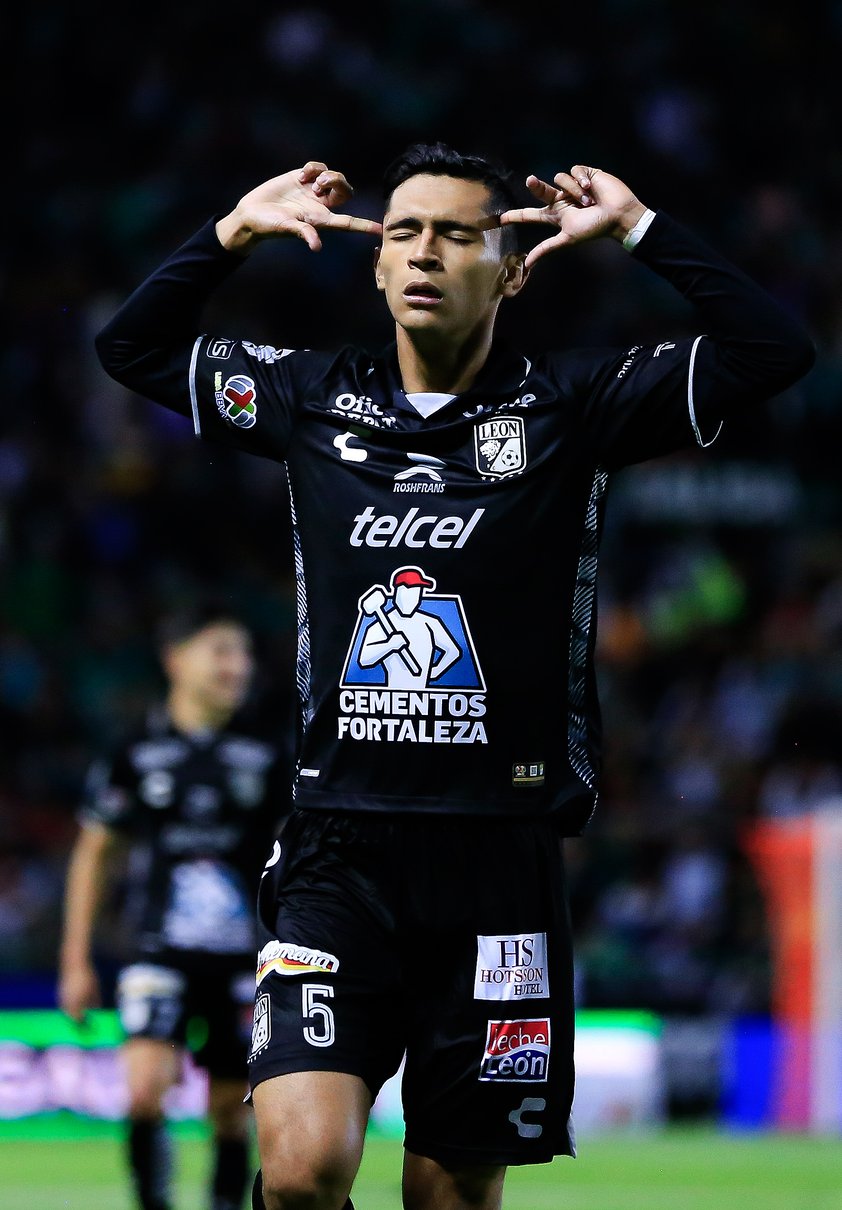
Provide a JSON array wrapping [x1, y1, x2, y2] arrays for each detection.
[[96, 211, 813, 831], [80, 708, 288, 959]]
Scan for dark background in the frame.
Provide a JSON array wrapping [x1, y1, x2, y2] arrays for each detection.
[[2, 1, 840, 1097]]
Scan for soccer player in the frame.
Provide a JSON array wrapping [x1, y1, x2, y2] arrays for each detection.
[[93, 145, 814, 1210], [58, 600, 291, 1210]]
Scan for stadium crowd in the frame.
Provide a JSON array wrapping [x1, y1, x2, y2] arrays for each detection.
[[3, 0, 841, 1031]]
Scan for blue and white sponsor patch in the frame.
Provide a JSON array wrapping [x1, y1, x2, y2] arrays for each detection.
[[479, 1018, 551, 1083]]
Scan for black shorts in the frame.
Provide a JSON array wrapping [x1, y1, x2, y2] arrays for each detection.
[[116, 954, 255, 1080], [247, 810, 576, 1167]]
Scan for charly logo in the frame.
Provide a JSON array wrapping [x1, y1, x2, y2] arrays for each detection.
[[508, 1097, 546, 1138], [338, 566, 487, 745], [334, 431, 368, 463], [219, 374, 257, 428], [474, 415, 526, 478]]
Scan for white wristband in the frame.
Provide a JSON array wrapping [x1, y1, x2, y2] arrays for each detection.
[[622, 208, 657, 252]]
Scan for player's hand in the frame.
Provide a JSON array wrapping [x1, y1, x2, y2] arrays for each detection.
[[387, 633, 408, 654], [58, 962, 101, 1023], [216, 162, 382, 255], [499, 166, 647, 270]]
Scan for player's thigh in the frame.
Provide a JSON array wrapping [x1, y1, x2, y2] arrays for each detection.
[[122, 1037, 183, 1114], [248, 812, 405, 1098], [252, 1071, 370, 1201], [402, 1151, 506, 1210]]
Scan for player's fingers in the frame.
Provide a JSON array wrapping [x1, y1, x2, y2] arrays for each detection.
[[554, 171, 592, 206], [298, 161, 328, 182], [523, 230, 573, 270], [525, 175, 561, 203], [276, 214, 324, 251], [323, 213, 383, 237], [499, 206, 559, 227], [570, 164, 601, 191], [311, 170, 355, 205]]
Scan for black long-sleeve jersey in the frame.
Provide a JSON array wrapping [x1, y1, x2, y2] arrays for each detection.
[[95, 212, 814, 833], [80, 708, 289, 960]]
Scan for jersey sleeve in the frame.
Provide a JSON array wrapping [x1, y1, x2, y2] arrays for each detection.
[[570, 211, 815, 470], [77, 752, 138, 833], [186, 336, 332, 460], [94, 218, 337, 461]]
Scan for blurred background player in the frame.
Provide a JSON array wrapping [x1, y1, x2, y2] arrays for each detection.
[[58, 598, 291, 1210]]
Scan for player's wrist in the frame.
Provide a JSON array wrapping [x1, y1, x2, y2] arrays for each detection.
[[215, 212, 261, 257], [609, 200, 649, 244]]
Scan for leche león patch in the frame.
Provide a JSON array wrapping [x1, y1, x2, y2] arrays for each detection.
[[474, 933, 549, 1000], [479, 1019, 551, 1082], [513, 761, 545, 788]]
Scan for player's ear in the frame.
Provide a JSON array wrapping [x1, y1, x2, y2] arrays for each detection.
[[500, 253, 528, 299], [373, 246, 385, 292]]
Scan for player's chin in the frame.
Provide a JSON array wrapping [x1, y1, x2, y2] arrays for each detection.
[[396, 304, 450, 331]]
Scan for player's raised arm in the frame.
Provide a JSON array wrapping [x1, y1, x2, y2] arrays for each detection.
[[216, 161, 383, 255], [499, 165, 647, 269], [94, 161, 381, 425]]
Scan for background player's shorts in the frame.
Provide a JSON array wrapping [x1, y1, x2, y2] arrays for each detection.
[[247, 810, 576, 1167], [117, 957, 255, 1080]]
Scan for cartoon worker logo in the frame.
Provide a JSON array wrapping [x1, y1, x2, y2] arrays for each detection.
[[343, 567, 485, 692]]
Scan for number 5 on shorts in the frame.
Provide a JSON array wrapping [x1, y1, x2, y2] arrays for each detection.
[[302, 983, 335, 1047]]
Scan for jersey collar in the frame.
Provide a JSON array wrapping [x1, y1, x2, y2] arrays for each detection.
[[374, 339, 531, 409]]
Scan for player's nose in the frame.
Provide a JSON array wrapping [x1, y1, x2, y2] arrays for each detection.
[[408, 233, 441, 270]]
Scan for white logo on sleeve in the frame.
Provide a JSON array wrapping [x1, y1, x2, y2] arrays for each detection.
[[474, 933, 549, 1000]]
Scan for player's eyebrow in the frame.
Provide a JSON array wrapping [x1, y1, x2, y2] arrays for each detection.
[[384, 216, 489, 235]]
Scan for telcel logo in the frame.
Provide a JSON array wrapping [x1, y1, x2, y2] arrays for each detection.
[[349, 507, 484, 549]]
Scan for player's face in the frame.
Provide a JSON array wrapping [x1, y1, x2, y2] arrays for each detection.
[[167, 622, 254, 715], [375, 175, 520, 342]]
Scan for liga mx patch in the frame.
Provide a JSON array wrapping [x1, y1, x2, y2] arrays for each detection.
[[480, 1019, 551, 1083], [256, 940, 340, 986], [474, 933, 549, 1000], [249, 993, 271, 1061], [474, 415, 526, 479], [215, 372, 257, 428]]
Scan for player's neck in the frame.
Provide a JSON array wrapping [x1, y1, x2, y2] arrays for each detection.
[[396, 322, 494, 394], [166, 687, 231, 736]]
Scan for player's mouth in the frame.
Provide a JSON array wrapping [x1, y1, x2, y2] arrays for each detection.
[[403, 281, 444, 307]]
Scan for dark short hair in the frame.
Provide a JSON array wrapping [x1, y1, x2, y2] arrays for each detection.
[[382, 141, 521, 254], [156, 597, 249, 648]]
